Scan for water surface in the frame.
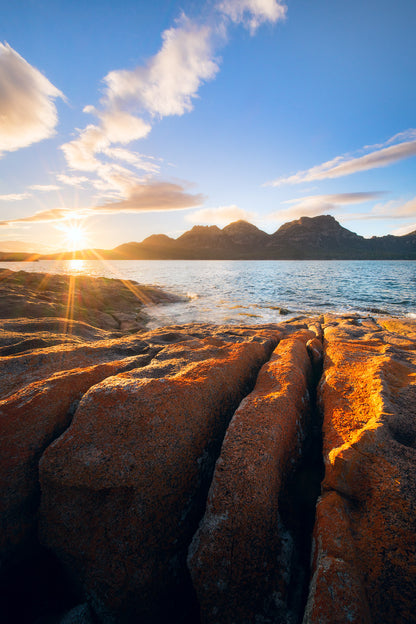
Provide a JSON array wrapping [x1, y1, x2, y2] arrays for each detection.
[[1, 259, 415, 326]]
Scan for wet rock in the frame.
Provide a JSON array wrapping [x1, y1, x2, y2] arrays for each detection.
[[188, 330, 315, 623], [38, 336, 278, 623], [305, 317, 416, 623]]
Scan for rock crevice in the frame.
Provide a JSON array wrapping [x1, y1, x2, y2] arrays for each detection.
[[1, 313, 415, 623]]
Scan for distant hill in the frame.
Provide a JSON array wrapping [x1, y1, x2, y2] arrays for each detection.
[[1, 216, 416, 261]]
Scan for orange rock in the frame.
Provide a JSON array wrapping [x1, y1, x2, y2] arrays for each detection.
[[0, 353, 153, 566], [188, 330, 315, 623], [305, 318, 416, 623], [39, 337, 277, 622]]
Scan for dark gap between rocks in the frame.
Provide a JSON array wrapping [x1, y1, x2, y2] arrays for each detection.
[[278, 344, 325, 624], [167, 341, 279, 624]]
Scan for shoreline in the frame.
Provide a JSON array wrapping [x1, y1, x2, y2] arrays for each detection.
[[0, 272, 415, 622]]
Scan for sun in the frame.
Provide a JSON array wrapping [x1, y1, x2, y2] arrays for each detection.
[[61, 221, 89, 252]]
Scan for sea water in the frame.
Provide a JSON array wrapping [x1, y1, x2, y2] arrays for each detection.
[[1, 259, 415, 327]]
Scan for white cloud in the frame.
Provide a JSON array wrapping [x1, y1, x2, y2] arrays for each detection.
[[363, 196, 416, 220], [218, 0, 287, 33], [104, 15, 220, 118], [61, 124, 108, 171], [0, 192, 31, 201], [268, 130, 416, 186], [392, 223, 416, 236], [60, 14, 220, 196], [268, 192, 384, 222], [57, 173, 90, 187], [101, 147, 161, 174], [88, 108, 151, 143], [187, 204, 255, 225], [29, 184, 60, 192], [0, 42, 64, 156]]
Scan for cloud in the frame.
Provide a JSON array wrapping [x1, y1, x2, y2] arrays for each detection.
[[61, 14, 219, 183], [268, 192, 384, 222], [94, 181, 204, 214], [56, 174, 90, 187], [267, 130, 416, 186], [103, 15, 220, 118], [0, 42, 64, 156], [58, 5, 286, 208], [29, 184, 60, 192], [0, 180, 205, 229], [218, 0, 287, 33], [187, 204, 255, 224], [354, 196, 416, 221], [0, 192, 31, 201], [0, 207, 82, 227], [391, 223, 416, 236]]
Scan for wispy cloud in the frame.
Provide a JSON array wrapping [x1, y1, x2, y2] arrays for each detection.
[[94, 181, 204, 214], [267, 130, 416, 186], [346, 196, 416, 221], [0, 42, 64, 156], [268, 191, 384, 222], [218, 0, 287, 33], [60, 5, 285, 208], [103, 15, 220, 119], [0, 192, 31, 201], [29, 184, 61, 192], [60, 14, 220, 193], [187, 204, 255, 225], [0, 207, 79, 227], [391, 223, 416, 236], [1, 180, 204, 228], [56, 174, 90, 187]]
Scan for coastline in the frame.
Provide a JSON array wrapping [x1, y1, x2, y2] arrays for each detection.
[[0, 269, 415, 622]]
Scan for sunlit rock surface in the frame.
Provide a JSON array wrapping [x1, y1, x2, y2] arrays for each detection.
[[188, 329, 315, 623], [304, 315, 416, 624], [0, 271, 415, 624], [39, 331, 278, 623]]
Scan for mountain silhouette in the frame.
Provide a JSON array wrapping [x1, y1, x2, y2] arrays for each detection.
[[2, 216, 415, 260]]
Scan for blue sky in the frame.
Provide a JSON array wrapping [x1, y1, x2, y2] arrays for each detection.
[[1, 0, 416, 251]]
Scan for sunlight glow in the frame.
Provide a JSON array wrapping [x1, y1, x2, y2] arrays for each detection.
[[59, 221, 89, 252]]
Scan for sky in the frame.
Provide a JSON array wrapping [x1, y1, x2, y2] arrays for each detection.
[[1, 0, 416, 252]]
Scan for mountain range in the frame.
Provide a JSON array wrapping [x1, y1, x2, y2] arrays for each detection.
[[1, 215, 416, 261]]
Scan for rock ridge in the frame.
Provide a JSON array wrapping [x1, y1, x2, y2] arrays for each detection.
[[0, 309, 415, 623]]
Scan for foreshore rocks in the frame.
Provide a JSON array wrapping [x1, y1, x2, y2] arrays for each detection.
[[0, 272, 415, 624], [0, 268, 183, 335], [39, 335, 278, 623], [188, 329, 316, 623], [304, 315, 416, 624]]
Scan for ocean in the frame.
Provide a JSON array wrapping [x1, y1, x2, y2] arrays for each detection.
[[1, 259, 415, 327]]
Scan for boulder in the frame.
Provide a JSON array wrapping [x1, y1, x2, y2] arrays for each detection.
[[304, 317, 416, 623], [38, 336, 277, 622], [188, 330, 315, 623], [0, 351, 154, 567]]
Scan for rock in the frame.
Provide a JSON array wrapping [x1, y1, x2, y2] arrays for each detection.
[[59, 603, 95, 624], [0, 268, 182, 332], [188, 330, 315, 623], [0, 349, 155, 567], [38, 335, 278, 623], [304, 316, 416, 623]]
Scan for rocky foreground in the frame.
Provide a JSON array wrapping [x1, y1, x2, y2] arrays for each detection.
[[0, 270, 415, 623]]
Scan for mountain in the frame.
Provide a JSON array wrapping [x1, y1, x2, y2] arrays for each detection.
[[269, 215, 368, 259], [108, 216, 416, 260], [3, 216, 415, 261]]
